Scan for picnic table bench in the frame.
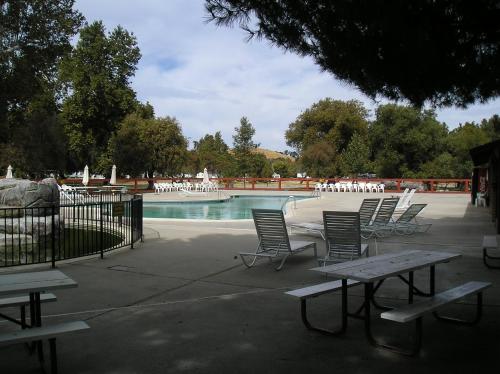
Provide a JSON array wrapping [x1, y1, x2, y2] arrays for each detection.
[[381, 281, 491, 355], [482, 235, 500, 269], [0, 321, 89, 374], [285, 279, 361, 335], [0, 293, 57, 328]]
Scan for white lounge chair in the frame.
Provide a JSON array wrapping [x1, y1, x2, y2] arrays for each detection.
[[395, 188, 416, 211], [240, 209, 317, 271]]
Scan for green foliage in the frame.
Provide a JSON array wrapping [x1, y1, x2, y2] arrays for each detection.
[[0, 0, 83, 176], [286, 98, 368, 153], [232, 117, 259, 176], [370, 105, 448, 178], [272, 158, 297, 178], [193, 131, 230, 176], [447, 122, 491, 178], [108, 114, 188, 178], [299, 141, 338, 178], [0, 0, 83, 123], [108, 114, 150, 177], [206, 0, 500, 107], [417, 153, 457, 179], [339, 132, 372, 177], [59, 21, 141, 169], [249, 153, 273, 178]]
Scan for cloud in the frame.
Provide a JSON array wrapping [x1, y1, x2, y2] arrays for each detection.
[[75, 0, 500, 150]]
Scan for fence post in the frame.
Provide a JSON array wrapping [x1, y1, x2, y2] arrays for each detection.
[[278, 179, 282, 190], [130, 199, 134, 249], [100, 197, 104, 259], [51, 205, 56, 268], [396, 180, 401, 193]]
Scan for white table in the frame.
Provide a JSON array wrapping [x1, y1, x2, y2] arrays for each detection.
[[310, 250, 461, 348]]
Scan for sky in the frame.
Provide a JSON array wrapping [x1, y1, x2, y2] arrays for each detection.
[[75, 0, 500, 151]]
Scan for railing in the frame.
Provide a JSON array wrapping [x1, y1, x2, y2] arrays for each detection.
[[0, 193, 143, 268], [61, 177, 471, 194]]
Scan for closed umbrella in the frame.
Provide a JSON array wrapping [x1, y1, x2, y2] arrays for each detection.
[[5, 165, 13, 179], [82, 165, 90, 186], [203, 168, 209, 184], [110, 165, 117, 185]]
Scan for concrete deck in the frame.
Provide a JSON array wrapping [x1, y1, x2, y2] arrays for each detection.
[[1, 191, 499, 373]]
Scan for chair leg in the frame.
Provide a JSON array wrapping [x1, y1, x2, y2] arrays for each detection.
[[240, 254, 258, 268], [274, 254, 289, 271]]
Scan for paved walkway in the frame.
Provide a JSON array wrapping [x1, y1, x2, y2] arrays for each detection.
[[1, 191, 499, 373]]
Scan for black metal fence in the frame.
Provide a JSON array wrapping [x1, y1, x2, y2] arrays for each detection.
[[0, 193, 143, 268]]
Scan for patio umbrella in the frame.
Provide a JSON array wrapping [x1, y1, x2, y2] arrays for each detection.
[[82, 165, 90, 186], [5, 165, 13, 179], [203, 168, 209, 184], [110, 165, 117, 185]]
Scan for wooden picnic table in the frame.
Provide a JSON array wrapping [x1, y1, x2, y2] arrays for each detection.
[[310, 250, 461, 350]]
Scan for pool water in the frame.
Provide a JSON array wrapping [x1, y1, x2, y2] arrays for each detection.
[[143, 195, 310, 220]]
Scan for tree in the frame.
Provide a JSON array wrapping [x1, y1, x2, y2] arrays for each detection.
[[0, 0, 83, 122], [300, 140, 338, 178], [447, 122, 490, 178], [193, 131, 230, 176], [249, 153, 273, 178], [140, 116, 188, 177], [418, 153, 457, 179], [339, 132, 372, 177], [286, 99, 369, 154], [232, 117, 258, 176], [59, 21, 141, 169], [272, 158, 296, 178], [370, 104, 448, 177], [206, 1, 500, 107], [107, 114, 188, 178], [0, 0, 83, 175], [108, 114, 151, 177], [480, 115, 500, 141]]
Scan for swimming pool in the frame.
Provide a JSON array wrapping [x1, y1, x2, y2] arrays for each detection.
[[143, 195, 310, 220]]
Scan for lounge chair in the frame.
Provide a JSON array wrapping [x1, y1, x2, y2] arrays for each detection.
[[361, 197, 399, 238], [179, 188, 208, 197], [319, 211, 369, 265], [395, 188, 415, 211], [389, 204, 431, 235], [359, 198, 381, 226], [240, 209, 317, 271], [289, 198, 380, 240]]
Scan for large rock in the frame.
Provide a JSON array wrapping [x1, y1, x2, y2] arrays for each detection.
[[0, 178, 59, 215]]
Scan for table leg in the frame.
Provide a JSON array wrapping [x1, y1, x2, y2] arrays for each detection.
[[408, 271, 414, 304], [430, 265, 435, 296], [28, 292, 45, 364], [364, 281, 421, 355]]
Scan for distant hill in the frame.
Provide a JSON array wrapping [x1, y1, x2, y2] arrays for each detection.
[[251, 148, 295, 160]]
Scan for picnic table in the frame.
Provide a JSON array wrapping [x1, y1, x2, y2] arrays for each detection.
[[0, 270, 77, 328], [0, 270, 89, 373], [309, 250, 464, 353]]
